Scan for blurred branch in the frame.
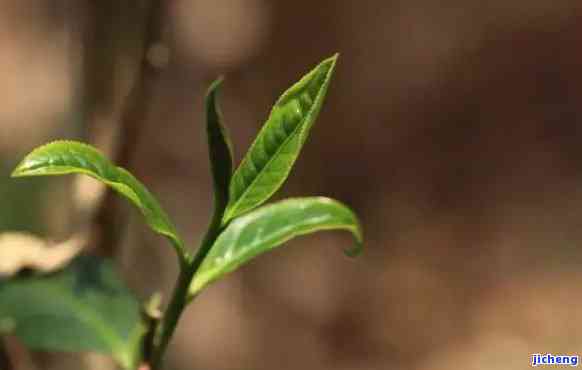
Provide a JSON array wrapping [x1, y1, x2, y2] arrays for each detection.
[[0, 337, 39, 370], [0, 340, 13, 370], [83, 0, 166, 258]]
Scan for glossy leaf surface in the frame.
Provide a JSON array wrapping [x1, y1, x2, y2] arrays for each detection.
[[205, 78, 234, 218], [191, 196, 362, 295], [223, 55, 338, 223], [11, 141, 184, 256], [0, 256, 144, 369]]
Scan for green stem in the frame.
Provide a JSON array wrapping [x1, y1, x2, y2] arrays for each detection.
[[150, 210, 224, 369], [149, 70, 231, 368], [149, 262, 192, 370]]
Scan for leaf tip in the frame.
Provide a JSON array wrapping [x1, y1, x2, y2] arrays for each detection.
[[344, 241, 363, 258], [345, 220, 363, 258], [325, 53, 339, 69], [205, 76, 225, 118], [10, 140, 86, 178], [11, 150, 37, 178], [11, 160, 29, 178], [10, 167, 22, 178], [207, 76, 224, 97]]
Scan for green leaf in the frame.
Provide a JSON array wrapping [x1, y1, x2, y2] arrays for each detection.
[[223, 54, 338, 223], [205, 78, 234, 219], [11, 140, 185, 257], [190, 196, 362, 295], [0, 256, 144, 369]]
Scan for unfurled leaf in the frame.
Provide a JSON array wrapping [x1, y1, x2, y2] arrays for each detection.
[[205, 78, 233, 218], [223, 55, 338, 223], [0, 256, 144, 369], [190, 196, 362, 295], [11, 141, 185, 257]]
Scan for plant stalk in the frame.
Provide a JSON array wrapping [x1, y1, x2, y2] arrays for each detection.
[[150, 211, 224, 369]]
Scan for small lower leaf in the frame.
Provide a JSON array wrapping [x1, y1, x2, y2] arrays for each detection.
[[0, 256, 144, 369], [190, 197, 362, 296]]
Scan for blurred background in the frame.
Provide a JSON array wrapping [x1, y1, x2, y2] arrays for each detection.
[[1, 0, 582, 369]]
